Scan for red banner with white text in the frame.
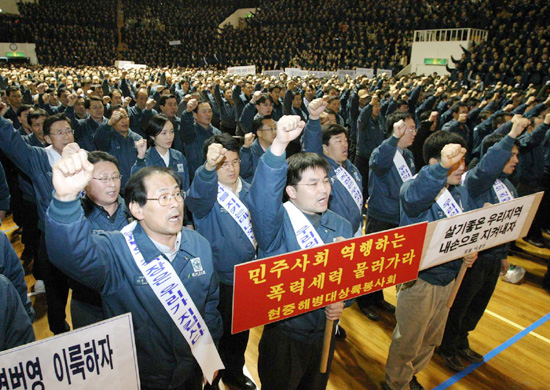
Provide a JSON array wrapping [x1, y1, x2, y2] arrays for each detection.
[[232, 222, 427, 334]]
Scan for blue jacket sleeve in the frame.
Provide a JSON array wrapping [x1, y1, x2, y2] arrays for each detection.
[[301, 118, 323, 154], [232, 85, 244, 120], [465, 135, 514, 199], [1, 232, 34, 322], [283, 90, 293, 115], [179, 111, 197, 144], [131, 157, 146, 176], [370, 136, 399, 177], [0, 117, 39, 178], [0, 161, 9, 211], [186, 165, 218, 219], [400, 163, 449, 219], [0, 275, 35, 351], [45, 196, 109, 291], [239, 102, 257, 134], [524, 103, 548, 119], [248, 148, 287, 252], [408, 85, 422, 113], [239, 146, 254, 181], [358, 103, 373, 131], [93, 123, 114, 151], [518, 122, 549, 151]]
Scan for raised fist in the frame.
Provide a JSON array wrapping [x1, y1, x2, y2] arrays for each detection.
[[205, 143, 227, 171], [244, 132, 255, 148], [186, 98, 198, 112], [392, 119, 407, 139], [440, 143, 467, 169], [308, 98, 327, 120], [135, 139, 147, 159]]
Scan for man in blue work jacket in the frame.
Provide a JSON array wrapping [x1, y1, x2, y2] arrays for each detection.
[[45, 154, 223, 390]]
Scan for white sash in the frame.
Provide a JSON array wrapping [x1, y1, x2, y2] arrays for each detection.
[[120, 222, 223, 384], [334, 166, 363, 212], [462, 171, 514, 203], [393, 150, 413, 182], [283, 201, 325, 249], [493, 179, 514, 203], [217, 183, 257, 249], [435, 188, 463, 217]]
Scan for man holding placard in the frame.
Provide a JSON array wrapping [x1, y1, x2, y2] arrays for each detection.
[[384, 131, 478, 390], [438, 116, 531, 371], [249, 115, 353, 390], [45, 156, 223, 390], [186, 134, 257, 390]]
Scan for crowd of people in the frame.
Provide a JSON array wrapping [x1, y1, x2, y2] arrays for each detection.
[[1, 61, 549, 390], [0, 0, 547, 82]]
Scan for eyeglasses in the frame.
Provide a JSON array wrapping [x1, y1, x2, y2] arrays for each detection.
[[92, 174, 122, 183], [406, 128, 417, 133], [220, 159, 240, 169], [49, 129, 74, 137], [147, 191, 185, 206], [294, 178, 331, 189], [259, 127, 277, 132]]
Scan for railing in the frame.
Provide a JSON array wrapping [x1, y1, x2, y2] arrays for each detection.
[[414, 28, 488, 44]]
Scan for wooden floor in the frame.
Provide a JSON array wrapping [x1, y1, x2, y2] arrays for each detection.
[[4, 216, 550, 390]]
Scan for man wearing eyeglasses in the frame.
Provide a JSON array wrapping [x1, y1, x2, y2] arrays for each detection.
[[45, 156, 223, 390], [249, 115, 353, 390], [240, 115, 277, 183], [69, 151, 129, 329], [356, 111, 416, 321], [0, 108, 76, 335], [186, 133, 257, 390]]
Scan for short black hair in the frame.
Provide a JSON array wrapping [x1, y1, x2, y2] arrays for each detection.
[[159, 94, 176, 107], [27, 108, 48, 126], [6, 86, 20, 96], [451, 102, 468, 114], [286, 152, 330, 187], [321, 124, 348, 146], [57, 88, 68, 97], [254, 93, 271, 105], [252, 115, 274, 134], [88, 151, 120, 170], [109, 88, 122, 98], [192, 100, 210, 114], [386, 111, 414, 134], [43, 113, 71, 136], [84, 96, 103, 109], [202, 133, 239, 159], [423, 130, 467, 164], [124, 166, 182, 211]]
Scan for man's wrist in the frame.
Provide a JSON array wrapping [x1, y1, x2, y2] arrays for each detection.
[[54, 192, 81, 202]]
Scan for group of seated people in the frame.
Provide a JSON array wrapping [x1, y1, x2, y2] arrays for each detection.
[[1, 63, 549, 390]]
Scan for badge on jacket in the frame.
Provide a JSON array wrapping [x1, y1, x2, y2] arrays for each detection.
[[190, 257, 205, 277]]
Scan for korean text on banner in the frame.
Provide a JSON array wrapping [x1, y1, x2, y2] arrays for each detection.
[[232, 222, 428, 334], [227, 65, 256, 75], [0, 314, 140, 390], [420, 193, 542, 271]]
